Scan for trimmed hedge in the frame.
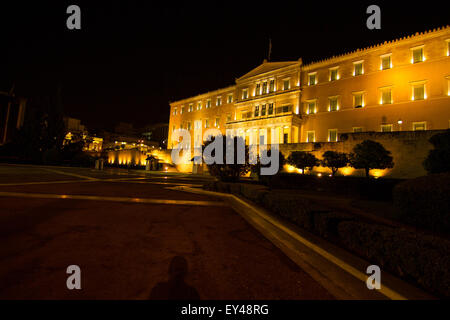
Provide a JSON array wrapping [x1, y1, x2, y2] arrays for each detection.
[[205, 180, 450, 297], [393, 173, 450, 234], [263, 173, 403, 201], [338, 221, 450, 297]]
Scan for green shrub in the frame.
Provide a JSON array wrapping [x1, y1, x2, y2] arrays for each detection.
[[313, 211, 355, 239], [423, 129, 450, 174], [337, 220, 450, 297], [393, 173, 450, 234]]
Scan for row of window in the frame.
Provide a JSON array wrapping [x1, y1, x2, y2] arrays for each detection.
[[306, 121, 428, 143], [173, 93, 234, 115], [305, 80, 438, 114], [307, 42, 449, 86]]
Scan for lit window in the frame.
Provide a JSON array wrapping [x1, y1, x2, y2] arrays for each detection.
[[205, 119, 209, 128], [255, 83, 260, 96], [447, 40, 450, 56], [206, 99, 211, 108], [353, 93, 364, 108], [329, 68, 339, 81], [306, 101, 316, 114], [197, 102, 202, 110], [226, 114, 232, 122], [215, 118, 220, 127], [380, 88, 392, 104], [262, 82, 268, 94], [242, 89, 248, 100], [216, 96, 222, 106], [254, 105, 259, 117], [173, 107, 177, 115], [381, 124, 393, 132], [269, 79, 275, 92], [187, 122, 191, 131], [380, 54, 392, 70], [329, 97, 338, 111], [189, 104, 193, 112], [268, 103, 274, 115], [283, 79, 290, 90], [308, 73, 317, 86], [328, 129, 338, 142], [261, 104, 266, 116], [412, 83, 425, 100], [353, 61, 363, 76], [353, 127, 363, 133], [413, 122, 426, 131], [227, 94, 233, 104], [181, 106, 185, 114], [307, 131, 315, 142], [411, 47, 424, 63]]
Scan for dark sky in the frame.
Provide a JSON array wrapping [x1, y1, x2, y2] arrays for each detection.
[[1, 0, 448, 131]]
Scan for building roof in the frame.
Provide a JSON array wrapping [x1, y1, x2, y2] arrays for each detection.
[[236, 60, 300, 82]]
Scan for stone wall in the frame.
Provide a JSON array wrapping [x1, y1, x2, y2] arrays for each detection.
[[280, 130, 446, 178]]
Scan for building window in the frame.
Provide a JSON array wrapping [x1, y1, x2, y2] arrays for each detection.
[[283, 79, 290, 90], [205, 119, 209, 128], [197, 102, 202, 110], [227, 94, 233, 104], [172, 125, 176, 132], [254, 105, 259, 117], [269, 79, 275, 92], [380, 87, 392, 104], [206, 99, 211, 108], [255, 83, 260, 96], [328, 129, 338, 142], [412, 83, 426, 100], [173, 108, 177, 115], [329, 68, 339, 81], [308, 72, 317, 86], [381, 124, 393, 132], [447, 39, 450, 56], [262, 82, 268, 94], [353, 92, 364, 108], [353, 127, 363, 133], [306, 131, 315, 142], [380, 54, 392, 70], [242, 89, 248, 100], [268, 103, 274, 115], [187, 122, 191, 131], [215, 118, 220, 127], [226, 114, 232, 122], [329, 97, 338, 111], [261, 104, 266, 116], [181, 106, 185, 114], [411, 46, 424, 63], [413, 121, 426, 131], [188, 104, 193, 112], [306, 101, 316, 114], [216, 96, 222, 106], [353, 61, 364, 76]]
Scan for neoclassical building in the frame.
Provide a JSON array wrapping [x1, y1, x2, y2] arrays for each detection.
[[168, 26, 450, 151]]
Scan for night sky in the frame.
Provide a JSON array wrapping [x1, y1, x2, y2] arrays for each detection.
[[1, 1, 448, 131]]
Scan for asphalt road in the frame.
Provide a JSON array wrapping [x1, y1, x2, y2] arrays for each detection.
[[0, 164, 333, 299]]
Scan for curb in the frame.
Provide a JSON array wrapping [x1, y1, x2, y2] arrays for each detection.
[[168, 185, 434, 300]]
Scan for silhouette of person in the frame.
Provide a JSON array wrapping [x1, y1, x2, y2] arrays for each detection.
[[149, 256, 200, 300]]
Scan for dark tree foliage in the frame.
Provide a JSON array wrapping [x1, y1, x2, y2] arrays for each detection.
[[423, 130, 450, 174], [287, 151, 319, 174], [251, 147, 286, 179], [321, 151, 349, 176], [349, 140, 394, 177], [202, 136, 252, 182]]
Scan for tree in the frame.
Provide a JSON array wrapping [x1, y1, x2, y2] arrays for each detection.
[[349, 140, 394, 177], [321, 151, 349, 176], [251, 147, 286, 179], [202, 136, 252, 182], [423, 130, 450, 174], [287, 151, 319, 174]]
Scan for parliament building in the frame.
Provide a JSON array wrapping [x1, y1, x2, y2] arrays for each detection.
[[168, 26, 450, 172]]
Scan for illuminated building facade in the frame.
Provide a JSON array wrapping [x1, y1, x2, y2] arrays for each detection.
[[168, 26, 450, 151]]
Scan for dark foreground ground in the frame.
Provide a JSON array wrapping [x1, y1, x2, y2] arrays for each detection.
[[0, 164, 333, 299]]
